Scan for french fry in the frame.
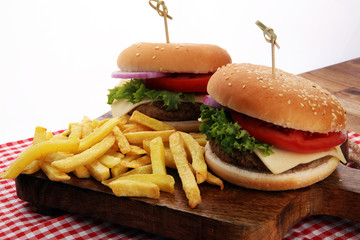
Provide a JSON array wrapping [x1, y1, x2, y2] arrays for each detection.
[[96, 118, 110, 128], [46, 132, 54, 140], [124, 130, 175, 144], [117, 164, 152, 177], [188, 133, 206, 139], [117, 174, 175, 193], [78, 117, 120, 152], [194, 138, 207, 147], [98, 155, 121, 168], [39, 161, 71, 181], [69, 123, 82, 140], [92, 119, 100, 128], [106, 151, 124, 158], [150, 137, 166, 175], [0, 139, 79, 179], [113, 126, 131, 154], [103, 164, 152, 186], [128, 145, 147, 155], [118, 155, 151, 168], [188, 162, 224, 190], [81, 116, 94, 138], [169, 132, 201, 208], [86, 160, 110, 181], [143, 140, 176, 169], [206, 171, 224, 190], [52, 134, 69, 140], [117, 115, 129, 126], [188, 133, 207, 146], [22, 160, 40, 175], [121, 123, 153, 133], [180, 132, 207, 184], [43, 152, 74, 163], [129, 110, 175, 131], [51, 134, 115, 173], [33, 126, 47, 144], [142, 139, 151, 153], [23, 126, 48, 174], [110, 164, 129, 178], [108, 179, 160, 199], [73, 165, 91, 178], [61, 129, 70, 137]]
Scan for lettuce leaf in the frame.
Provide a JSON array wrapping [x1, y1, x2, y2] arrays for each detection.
[[107, 79, 195, 111], [200, 105, 273, 156]]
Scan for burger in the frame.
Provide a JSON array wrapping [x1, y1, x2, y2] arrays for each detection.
[[200, 63, 347, 191], [107, 42, 232, 132]]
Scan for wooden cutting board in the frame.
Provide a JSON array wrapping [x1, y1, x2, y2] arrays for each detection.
[[15, 59, 360, 240]]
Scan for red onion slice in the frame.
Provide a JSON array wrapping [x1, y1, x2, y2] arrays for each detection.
[[203, 95, 225, 108], [111, 71, 172, 79]]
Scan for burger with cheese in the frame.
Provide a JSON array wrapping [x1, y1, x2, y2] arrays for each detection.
[[201, 63, 347, 191], [107, 42, 232, 132]]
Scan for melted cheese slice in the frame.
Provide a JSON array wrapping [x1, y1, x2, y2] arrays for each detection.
[[254, 146, 347, 175]]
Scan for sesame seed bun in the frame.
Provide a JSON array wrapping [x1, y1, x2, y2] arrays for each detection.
[[204, 142, 340, 191], [207, 63, 346, 133], [117, 42, 232, 74]]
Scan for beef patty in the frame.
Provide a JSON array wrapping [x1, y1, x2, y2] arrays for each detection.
[[209, 140, 270, 172], [130, 102, 202, 121]]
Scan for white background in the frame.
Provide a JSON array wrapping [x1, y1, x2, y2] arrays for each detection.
[[0, 0, 359, 144]]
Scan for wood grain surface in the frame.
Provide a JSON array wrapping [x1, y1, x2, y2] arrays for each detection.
[[15, 59, 360, 240]]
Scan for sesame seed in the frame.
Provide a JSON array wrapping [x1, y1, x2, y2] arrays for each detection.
[[152, 55, 156, 60], [279, 93, 283, 97], [225, 76, 230, 80], [228, 82, 232, 86], [155, 46, 160, 50], [175, 45, 180, 49], [242, 84, 246, 88], [135, 53, 140, 57], [314, 112, 317, 115], [300, 103, 304, 107], [288, 100, 291, 104]]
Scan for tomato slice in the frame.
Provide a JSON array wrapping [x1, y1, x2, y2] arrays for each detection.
[[143, 74, 212, 92], [230, 111, 346, 153]]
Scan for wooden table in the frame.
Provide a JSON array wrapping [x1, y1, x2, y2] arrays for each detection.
[[300, 58, 360, 133], [15, 58, 360, 240]]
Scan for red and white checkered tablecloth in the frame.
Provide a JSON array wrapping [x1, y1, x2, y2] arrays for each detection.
[[1, 131, 359, 240]]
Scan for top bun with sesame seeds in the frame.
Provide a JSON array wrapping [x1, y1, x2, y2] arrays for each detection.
[[117, 42, 231, 74], [207, 63, 346, 133]]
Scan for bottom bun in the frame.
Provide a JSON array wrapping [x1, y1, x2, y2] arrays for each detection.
[[165, 120, 201, 132], [204, 142, 339, 191]]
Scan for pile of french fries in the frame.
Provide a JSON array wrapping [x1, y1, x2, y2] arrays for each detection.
[[0, 110, 223, 208]]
